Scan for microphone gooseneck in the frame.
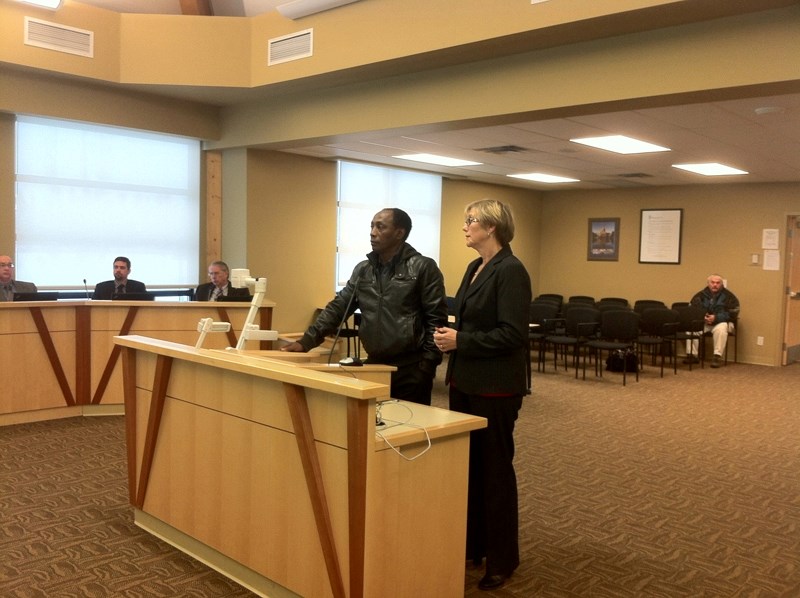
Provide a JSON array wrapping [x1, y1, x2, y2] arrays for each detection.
[[328, 266, 365, 366], [83, 278, 90, 299]]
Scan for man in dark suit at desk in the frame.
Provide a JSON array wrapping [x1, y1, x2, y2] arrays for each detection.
[[92, 256, 147, 300], [193, 260, 249, 301], [0, 254, 37, 301]]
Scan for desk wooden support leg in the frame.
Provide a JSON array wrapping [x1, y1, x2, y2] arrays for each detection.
[[28, 306, 75, 406], [92, 306, 139, 404], [133, 353, 173, 509], [121, 347, 138, 505], [284, 383, 348, 598], [215, 306, 239, 347], [346, 398, 369, 598], [216, 306, 275, 349], [75, 305, 91, 405]]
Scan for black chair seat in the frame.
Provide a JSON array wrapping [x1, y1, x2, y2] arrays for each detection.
[[527, 301, 561, 388], [637, 307, 680, 377], [584, 309, 640, 385], [545, 306, 599, 378]]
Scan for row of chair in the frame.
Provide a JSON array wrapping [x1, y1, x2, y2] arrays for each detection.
[[534, 295, 738, 365], [535, 293, 693, 314], [528, 300, 736, 388]]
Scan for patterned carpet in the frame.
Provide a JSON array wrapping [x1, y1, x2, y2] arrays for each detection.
[[2, 359, 799, 597]]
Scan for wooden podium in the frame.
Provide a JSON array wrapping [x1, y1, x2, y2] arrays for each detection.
[[116, 335, 486, 598]]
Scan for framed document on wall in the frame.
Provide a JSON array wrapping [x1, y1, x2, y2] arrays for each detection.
[[639, 209, 682, 264]]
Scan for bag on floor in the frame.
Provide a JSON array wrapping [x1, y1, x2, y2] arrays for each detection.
[[606, 349, 638, 372]]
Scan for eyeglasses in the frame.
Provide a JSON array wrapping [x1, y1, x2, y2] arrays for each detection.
[[0, 262, 14, 268], [464, 216, 480, 226]]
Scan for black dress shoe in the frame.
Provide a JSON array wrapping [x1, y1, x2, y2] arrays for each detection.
[[478, 573, 508, 591]]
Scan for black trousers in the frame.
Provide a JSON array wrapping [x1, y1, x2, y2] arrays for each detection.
[[449, 387, 523, 576], [389, 360, 435, 405]]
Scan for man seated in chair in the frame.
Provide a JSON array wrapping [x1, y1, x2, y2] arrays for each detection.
[[193, 260, 250, 301], [685, 274, 740, 368], [0, 254, 37, 301]]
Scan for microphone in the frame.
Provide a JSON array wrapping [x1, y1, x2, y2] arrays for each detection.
[[328, 266, 366, 366], [83, 278, 90, 299]]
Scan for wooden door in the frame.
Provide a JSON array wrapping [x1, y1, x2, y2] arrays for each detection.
[[782, 215, 800, 365]]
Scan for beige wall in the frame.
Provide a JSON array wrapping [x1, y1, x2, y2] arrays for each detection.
[[241, 152, 545, 337], [440, 180, 542, 298], [238, 149, 797, 367], [538, 184, 799, 366], [244, 150, 338, 334]]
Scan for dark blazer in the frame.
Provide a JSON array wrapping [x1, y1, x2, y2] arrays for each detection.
[[445, 245, 532, 396], [92, 279, 147, 300], [193, 282, 249, 301], [0, 280, 37, 302]]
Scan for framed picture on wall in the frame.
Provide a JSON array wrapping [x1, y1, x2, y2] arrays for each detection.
[[587, 218, 620, 261], [639, 209, 683, 264]]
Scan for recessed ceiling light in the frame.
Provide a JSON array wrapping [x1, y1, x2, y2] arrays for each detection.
[[570, 135, 671, 154], [393, 153, 482, 167], [508, 173, 580, 183], [672, 163, 748, 176]]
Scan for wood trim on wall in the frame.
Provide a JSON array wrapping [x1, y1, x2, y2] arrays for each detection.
[[205, 150, 223, 269]]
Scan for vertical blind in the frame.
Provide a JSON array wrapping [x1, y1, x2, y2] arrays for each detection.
[[15, 116, 200, 288], [337, 161, 442, 288]]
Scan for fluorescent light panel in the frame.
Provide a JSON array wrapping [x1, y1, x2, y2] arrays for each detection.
[[571, 135, 670, 154], [18, 0, 62, 8], [393, 153, 482, 167], [672, 163, 748, 176], [276, 0, 360, 19], [508, 173, 579, 184]]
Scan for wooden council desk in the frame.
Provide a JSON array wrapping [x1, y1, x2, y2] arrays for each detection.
[[0, 300, 274, 426], [116, 335, 486, 598]]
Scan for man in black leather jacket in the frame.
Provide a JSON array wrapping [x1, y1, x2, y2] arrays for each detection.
[[282, 208, 448, 405]]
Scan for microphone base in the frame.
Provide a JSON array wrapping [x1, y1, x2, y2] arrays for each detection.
[[339, 356, 363, 366]]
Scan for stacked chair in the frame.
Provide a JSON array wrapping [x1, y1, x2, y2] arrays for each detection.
[[567, 295, 596, 306], [545, 305, 600, 378], [633, 299, 667, 314], [584, 308, 641, 386], [528, 300, 560, 387], [673, 305, 707, 369], [637, 306, 680, 377]]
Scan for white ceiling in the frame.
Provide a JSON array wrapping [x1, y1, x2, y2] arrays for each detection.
[[58, 1, 800, 191]]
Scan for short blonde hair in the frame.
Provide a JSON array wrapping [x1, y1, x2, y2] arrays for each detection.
[[465, 199, 516, 246]]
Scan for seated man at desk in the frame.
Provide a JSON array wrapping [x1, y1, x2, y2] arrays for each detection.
[[0, 254, 37, 301], [193, 260, 249, 301], [92, 256, 147, 300]]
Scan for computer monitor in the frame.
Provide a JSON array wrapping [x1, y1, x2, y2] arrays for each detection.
[[217, 294, 253, 303], [13, 292, 59, 301], [112, 292, 155, 301]]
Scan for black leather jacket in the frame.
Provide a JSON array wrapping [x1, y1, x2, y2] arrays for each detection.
[[298, 243, 448, 369]]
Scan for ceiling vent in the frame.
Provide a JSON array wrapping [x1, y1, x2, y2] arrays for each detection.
[[617, 172, 653, 178], [476, 145, 529, 154], [268, 29, 313, 66], [24, 17, 93, 58]]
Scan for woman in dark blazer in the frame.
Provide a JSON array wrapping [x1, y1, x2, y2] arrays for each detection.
[[434, 198, 531, 591]]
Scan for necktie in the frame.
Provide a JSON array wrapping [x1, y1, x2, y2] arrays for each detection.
[[3, 285, 12, 301], [211, 287, 221, 301], [116, 284, 125, 295]]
